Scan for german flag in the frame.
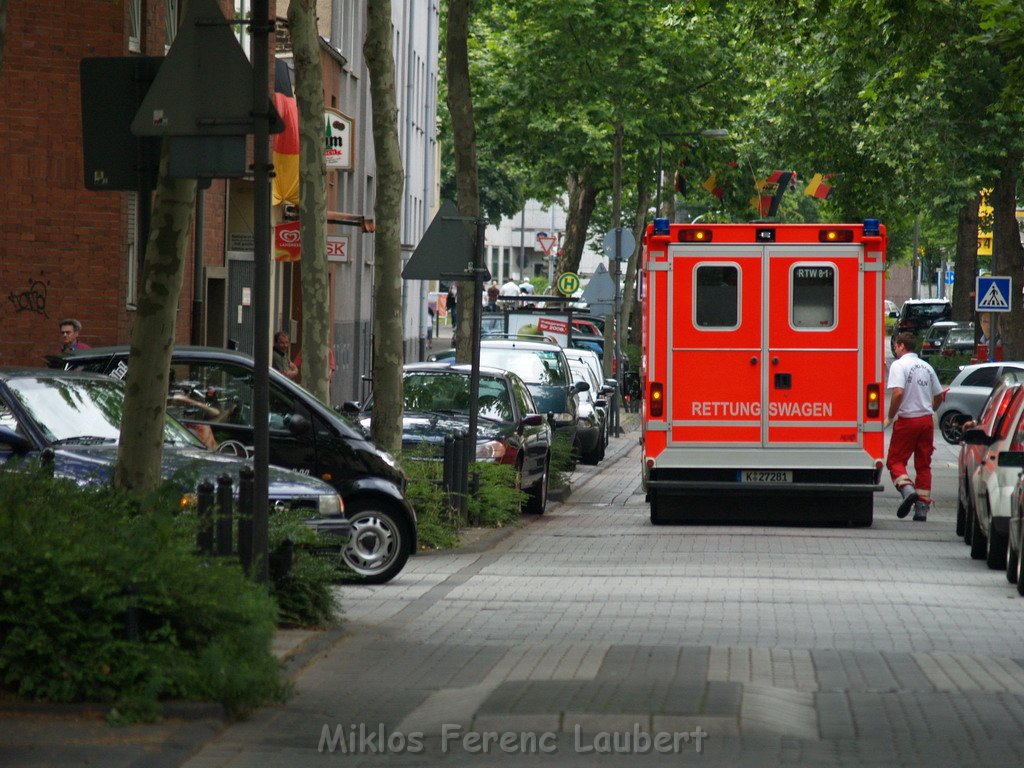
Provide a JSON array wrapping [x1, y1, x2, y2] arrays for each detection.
[[803, 173, 835, 200], [271, 59, 300, 207], [750, 171, 796, 217]]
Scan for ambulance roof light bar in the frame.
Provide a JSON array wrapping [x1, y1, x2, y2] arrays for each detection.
[[653, 218, 670, 235], [863, 218, 881, 236]]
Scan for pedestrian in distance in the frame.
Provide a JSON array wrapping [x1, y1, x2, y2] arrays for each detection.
[[58, 318, 91, 354], [447, 283, 458, 327], [486, 284, 500, 312], [885, 332, 946, 521], [272, 330, 300, 381]]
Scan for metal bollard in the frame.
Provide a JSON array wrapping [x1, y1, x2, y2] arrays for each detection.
[[442, 434, 455, 499], [237, 465, 254, 576], [216, 473, 234, 557], [456, 431, 470, 522], [196, 479, 215, 554]]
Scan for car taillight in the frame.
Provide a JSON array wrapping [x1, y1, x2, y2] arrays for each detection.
[[678, 228, 712, 243], [866, 383, 881, 418], [650, 382, 664, 417], [819, 228, 854, 242]]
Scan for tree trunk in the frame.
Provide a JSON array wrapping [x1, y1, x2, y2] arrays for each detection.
[[622, 170, 651, 348], [604, 124, 623, 378], [951, 194, 980, 323], [992, 166, 1024, 359], [115, 144, 197, 492], [557, 168, 598, 277], [288, 0, 331, 405], [364, 0, 405, 454], [446, 0, 480, 365]]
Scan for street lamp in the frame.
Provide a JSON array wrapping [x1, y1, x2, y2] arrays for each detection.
[[656, 128, 729, 216]]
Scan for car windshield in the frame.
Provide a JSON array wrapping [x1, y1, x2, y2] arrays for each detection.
[[946, 329, 973, 344], [480, 348, 568, 386], [906, 304, 949, 320], [403, 372, 513, 422], [5, 376, 202, 448]]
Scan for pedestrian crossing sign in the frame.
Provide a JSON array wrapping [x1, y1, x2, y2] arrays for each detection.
[[976, 276, 1012, 313]]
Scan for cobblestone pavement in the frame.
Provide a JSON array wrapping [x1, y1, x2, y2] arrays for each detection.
[[178, 417, 1024, 767]]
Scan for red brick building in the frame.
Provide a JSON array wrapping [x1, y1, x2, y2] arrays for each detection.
[[0, 0, 227, 365]]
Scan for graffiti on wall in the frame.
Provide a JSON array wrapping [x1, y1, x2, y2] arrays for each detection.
[[8, 275, 49, 318]]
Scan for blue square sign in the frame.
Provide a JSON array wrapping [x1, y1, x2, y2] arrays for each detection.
[[976, 276, 1012, 313]]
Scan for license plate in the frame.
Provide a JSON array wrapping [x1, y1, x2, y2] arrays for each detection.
[[740, 470, 792, 483]]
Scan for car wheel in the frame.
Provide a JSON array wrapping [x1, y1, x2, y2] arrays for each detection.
[[986, 523, 1008, 570], [970, 500, 988, 560], [342, 498, 411, 584], [1018, 544, 1024, 596], [523, 457, 549, 515], [1006, 528, 1019, 584], [939, 411, 967, 444]]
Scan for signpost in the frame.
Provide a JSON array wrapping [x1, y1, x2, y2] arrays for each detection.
[[976, 275, 1011, 363]]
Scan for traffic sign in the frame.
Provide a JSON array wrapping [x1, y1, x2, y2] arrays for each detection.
[[556, 272, 581, 296], [537, 235, 557, 255], [976, 275, 1012, 313], [602, 227, 636, 261], [945, 270, 954, 286]]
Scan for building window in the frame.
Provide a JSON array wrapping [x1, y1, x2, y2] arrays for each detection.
[[126, 193, 140, 309], [165, 0, 179, 50], [235, 0, 252, 59], [128, 0, 142, 53]]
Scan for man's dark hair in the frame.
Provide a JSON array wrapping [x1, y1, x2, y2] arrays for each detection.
[[894, 332, 918, 352], [273, 330, 289, 344]]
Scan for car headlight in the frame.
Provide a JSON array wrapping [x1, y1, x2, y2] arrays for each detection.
[[551, 412, 575, 425], [476, 440, 506, 461], [317, 493, 345, 517]]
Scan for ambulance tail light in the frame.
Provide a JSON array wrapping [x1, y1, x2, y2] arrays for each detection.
[[866, 383, 881, 418], [819, 228, 854, 243], [678, 228, 713, 243], [649, 382, 664, 417]]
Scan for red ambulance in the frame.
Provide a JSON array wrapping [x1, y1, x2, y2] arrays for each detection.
[[640, 219, 887, 525]]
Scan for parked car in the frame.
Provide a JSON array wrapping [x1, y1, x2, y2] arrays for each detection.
[[936, 362, 1024, 444], [350, 362, 553, 514], [1005, 451, 1024, 593], [890, 299, 952, 353], [567, 357, 606, 464], [428, 338, 587, 450], [884, 299, 899, 331], [959, 381, 1024, 570], [54, 346, 417, 584], [0, 368, 349, 540], [940, 326, 978, 357], [920, 321, 966, 357]]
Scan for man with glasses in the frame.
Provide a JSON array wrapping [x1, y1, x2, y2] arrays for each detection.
[[58, 318, 91, 354]]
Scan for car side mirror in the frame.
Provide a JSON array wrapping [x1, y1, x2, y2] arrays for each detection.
[[340, 401, 361, 414], [573, 380, 590, 393], [285, 413, 311, 435], [594, 398, 607, 408], [519, 413, 545, 434], [0, 426, 32, 455], [961, 427, 996, 446], [888, 311, 899, 319]]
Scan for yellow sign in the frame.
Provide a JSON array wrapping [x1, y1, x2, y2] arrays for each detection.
[[979, 189, 993, 256], [556, 272, 581, 296]]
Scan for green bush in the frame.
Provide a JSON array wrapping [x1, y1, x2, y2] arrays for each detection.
[[0, 468, 286, 721], [467, 462, 523, 527], [932, 353, 972, 385], [266, 509, 339, 628]]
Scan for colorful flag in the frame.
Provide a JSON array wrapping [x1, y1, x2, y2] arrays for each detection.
[[803, 173, 835, 200], [750, 170, 796, 217], [271, 59, 300, 207], [703, 172, 724, 199]]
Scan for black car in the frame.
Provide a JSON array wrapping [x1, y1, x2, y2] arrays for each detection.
[[891, 299, 952, 353], [0, 369, 349, 538], [941, 326, 979, 356], [351, 362, 553, 514], [54, 346, 417, 584], [428, 338, 587, 449]]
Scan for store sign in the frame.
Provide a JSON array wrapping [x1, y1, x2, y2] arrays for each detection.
[[274, 220, 301, 262], [324, 108, 354, 170]]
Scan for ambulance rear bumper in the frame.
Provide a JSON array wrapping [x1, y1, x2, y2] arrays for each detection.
[[645, 479, 883, 494]]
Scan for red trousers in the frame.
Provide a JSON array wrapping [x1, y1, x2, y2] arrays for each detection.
[[886, 414, 935, 501]]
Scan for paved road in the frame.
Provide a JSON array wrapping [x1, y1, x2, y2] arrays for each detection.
[[178, 417, 1024, 767]]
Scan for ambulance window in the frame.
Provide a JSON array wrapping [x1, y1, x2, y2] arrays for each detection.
[[694, 265, 739, 328], [791, 265, 836, 329]]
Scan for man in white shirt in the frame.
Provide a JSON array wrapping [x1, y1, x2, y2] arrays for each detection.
[[885, 332, 946, 521]]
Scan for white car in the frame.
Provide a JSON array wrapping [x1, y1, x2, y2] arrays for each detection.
[[937, 362, 1024, 444], [959, 381, 1024, 570]]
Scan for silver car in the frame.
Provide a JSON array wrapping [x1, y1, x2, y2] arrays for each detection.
[[936, 362, 1024, 444]]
